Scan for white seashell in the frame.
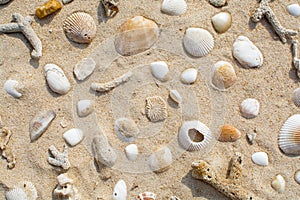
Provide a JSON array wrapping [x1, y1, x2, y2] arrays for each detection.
[[150, 61, 169, 81], [62, 0, 74, 4], [149, 147, 172, 173], [74, 57, 96, 81], [232, 36, 263, 68], [113, 180, 127, 200], [5, 188, 28, 200], [211, 12, 232, 33], [178, 120, 212, 151], [251, 152, 268, 166], [292, 88, 300, 107], [271, 174, 286, 193], [63, 11, 97, 44], [29, 110, 56, 142], [240, 98, 259, 119], [92, 134, 117, 167], [294, 169, 300, 184], [183, 28, 214, 57], [161, 0, 187, 16], [180, 68, 198, 84], [137, 192, 156, 200], [212, 61, 237, 90], [125, 144, 138, 161], [278, 114, 300, 155], [169, 89, 182, 104], [287, 4, 300, 17], [77, 100, 94, 117], [115, 118, 139, 142], [63, 128, 84, 147], [44, 64, 71, 95], [6, 181, 37, 200], [4, 80, 22, 98], [145, 96, 168, 122]]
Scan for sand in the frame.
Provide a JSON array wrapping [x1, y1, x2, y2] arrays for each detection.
[[1, 0, 300, 199]]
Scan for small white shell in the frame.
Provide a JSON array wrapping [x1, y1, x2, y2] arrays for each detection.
[[287, 4, 300, 17], [150, 61, 169, 81], [74, 57, 96, 81], [278, 114, 300, 155], [292, 88, 300, 107], [180, 68, 198, 84], [212, 61, 237, 90], [63, 128, 84, 147], [183, 28, 214, 57], [16, 181, 38, 200], [4, 80, 22, 98], [137, 192, 156, 200], [240, 98, 259, 119], [125, 144, 138, 161], [44, 64, 71, 95], [271, 174, 286, 193], [5, 188, 28, 200], [251, 152, 268, 166], [169, 90, 182, 104], [161, 0, 187, 16], [145, 96, 168, 122], [114, 118, 139, 142], [77, 100, 94, 117], [294, 169, 300, 184], [211, 12, 232, 33], [149, 147, 172, 173], [113, 180, 127, 200], [178, 120, 212, 151]]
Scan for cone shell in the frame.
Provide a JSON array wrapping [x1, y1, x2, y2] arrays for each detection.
[[183, 28, 214, 57], [63, 11, 97, 44], [161, 0, 187, 16], [218, 124, 241, 142], [212, 61, 237, 90], [115, 16, 160, 56], [278, 114, 300, 155]]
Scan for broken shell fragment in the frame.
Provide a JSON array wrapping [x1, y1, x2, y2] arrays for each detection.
[[180, 68, 198, 84], [150, 61, 169, 81], [74, 57, 96, 81], [63, 11, 97, 44], [183, 28, 214, 57], [113, 179, 127, 200], [149, 147, 172, 173], [251, 152, 268, 166], [63, 128, 84, 147], [218, 124, 241, 142], [92, 134, 117, 167], [240, 98, 260, 119], [212, 61, 237, 90], [4, 80, 23, 98], [36, 0, 62, 19], [114, 118, 139, 142], [247, 132, 256, 145], [125, 144, 138, 161], [212, 12, 232, 33], [161, 0, 187, 16], [77, 100, 94, 117], [137, 192, 156, 200], [101, 0, 119, 18], [271, 174, 285, 193], [145, 96, 168, 122], [169, 89, 182, 104], [115, 16, 160, 56], [29, 110, 56, 142]]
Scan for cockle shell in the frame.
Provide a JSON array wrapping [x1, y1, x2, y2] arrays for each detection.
[[63, 128, 84, 147], [218, 124, 241, 142], [180, 68, 198, 84], [115, 16, 160, 56], [4, 80, 23, 98], [161, 0, 187, 16], [271, 174, 286, 193], [63, 11, 97, 44], [74, 57, 96, 81], [125, 144, 138, 161], [183, 28, 214, 57], [239, 98, 260, 119], [211, 12, 232, 33], [29, 110, 56, 142], [149, 147, 172, 173], [115, 118, 139, 142], [113, 180, 127, 200], [212, 61, 237, 90], [178, 120, 212, 151], [278, 114, 300, 155], [36, 0, 62, 19], [5, 188, 28, 200], [137, 192, 156, 200], [44, 64, 71, 95], [251, 152, 268, 166], [169, 90, 182, 104], [145, 96, 168, 122], [6, 181, 38, 200], [77, 100, 94, 117], [150, 61, 169, 81]]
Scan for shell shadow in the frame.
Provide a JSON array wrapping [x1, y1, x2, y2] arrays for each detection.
[[65, 36, 90, 49], [34, 10, 61, 26], [0, 0, 13, 9], [289, 67, 299, 83]]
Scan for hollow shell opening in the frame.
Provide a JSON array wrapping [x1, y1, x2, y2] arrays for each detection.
[[188, 128, 204, 142]]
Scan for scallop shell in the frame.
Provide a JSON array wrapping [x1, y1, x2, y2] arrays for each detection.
[[161, 0, 187, 16], [183, 28, 214, 57], [6, 181, 38, 200], [239, 98, 259, 119], [178, 120, 212, 151], [211, 12, 232, 33], [63, 11, 97, 44], [218, 124, 241, 142], [137, 192, 156, 200], [145, 96, 167, 122], [114, 118, 139, 142], [5, 188, 27, 200], [212, 61, 237, 90], [278, 114, 300, 155], [115, 16, 160, 56]]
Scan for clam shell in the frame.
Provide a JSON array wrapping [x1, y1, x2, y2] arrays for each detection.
[[212, 61, 237, 90], [183, 28, 214, 57], [251, 152, 268, 166], [4, 80, 23, 98], [218, 124, 241, 142], [63, 128, 84, 147], [63, 11, 97, 44], [180, 68, 198, 84], [77, 100, 94, 117], [115, 118, 139, 142], [150, 61, 169, 81], [145, 96, 168, 122], [278, 114, 300, 155], [178, 120, 212, 151], [113, 180, 127, 200], [211, 12, 232, 33], [169, 90, 182, 104], [137, 192, 156, 200], [29, 110, 56, 142], [271, 174, 285, 193], [161, 0, 187, 16], [239, 98, 259, 119], [125, 144, 138, 161], [115, 16, 159, 56], [74, 57, 96, 81], [149, 147, 172, 173]]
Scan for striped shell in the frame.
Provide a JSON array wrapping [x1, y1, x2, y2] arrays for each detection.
[[115, 16, 159, 56], [63, 11, 96, 44], [278, 114, 300, 155], [183, 28, 214, 57], [6, 181, 37, 200], [178, 120, 212, 151], [161, 0, 187, 16], [5, 188, 27, 200], [145, 96, 167, 122], [137, 192, 156, 200]]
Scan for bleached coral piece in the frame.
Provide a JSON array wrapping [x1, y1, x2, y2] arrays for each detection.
[[48, 145, 70, 170], [0, 127, 16, 169], [54, 173, 81, 200]]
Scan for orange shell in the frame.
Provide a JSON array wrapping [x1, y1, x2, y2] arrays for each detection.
[[36, 0, 62, 19], [218, 124, 241, 142]]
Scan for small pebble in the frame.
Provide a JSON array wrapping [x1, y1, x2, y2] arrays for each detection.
[[251, 152, 268, 166], [77, 100, 94, 117], [92, 134, 117, 167], [271, 174, 285, 193], [180, 68, 198, 84], [247, 132, 256, 145], [150, 61, 169, 81], [63, 128, 84, 147], [211, 12, 232, 33], [287, 4, 300, 17], [125, 144, 138, 161], [294, 170, 300, 184], [209, 0, 227, 7], [74, 58, 96, 81]]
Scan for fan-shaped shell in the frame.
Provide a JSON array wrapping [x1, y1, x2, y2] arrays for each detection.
[[212, 61, 237, 90], [5, 188, 28, 200], [161, 0, 187, 16], [278, 114, 300, 155], [183, 28, 214, 57], [63, 11, 96, 44], [115, 16, 160, 56], [145, 96, 167, 122], [178, 120, 212, 151], [6, 181, 37, 200]]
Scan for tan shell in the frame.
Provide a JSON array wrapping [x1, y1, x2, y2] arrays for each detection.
[[212, 61, 237, 90], [63, 11, 97, 44], [115, 16, 160, 56], [145, 96, 167, 122], [218, 124, 241, 142]]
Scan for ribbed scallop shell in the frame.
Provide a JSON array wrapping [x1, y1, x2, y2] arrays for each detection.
[[5, 181, 37, 200], [212, 61, 237, 90], [115, 16, 160, 56], [5, 188, 28, 200], [178, 120, 212, 151], [161, 0, 187, 16], [63, 11, 96, 44], [183, 28, 214, 57], [278, 114, 300, 155]]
